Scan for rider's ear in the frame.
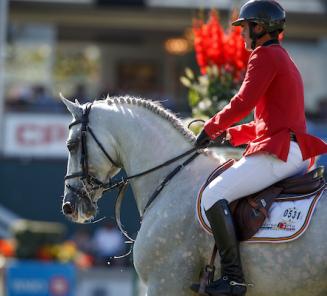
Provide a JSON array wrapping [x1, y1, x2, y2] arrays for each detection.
[[254, 24, 265, 34], [59, 93, 83, 119]]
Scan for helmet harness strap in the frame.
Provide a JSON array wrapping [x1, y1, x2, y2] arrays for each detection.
[[249, 22, 267, 50]]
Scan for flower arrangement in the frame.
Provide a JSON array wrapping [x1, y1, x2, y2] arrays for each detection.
[[1, 219, 94, 269], [181, 10, 250, 118], [0, 238, 93, 269], [37, 241, 93, 269]]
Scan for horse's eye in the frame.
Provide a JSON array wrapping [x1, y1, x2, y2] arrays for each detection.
[[67, 141, 77, 152]]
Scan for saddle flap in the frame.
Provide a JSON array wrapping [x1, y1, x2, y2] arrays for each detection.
[[231, 186, 283, 241]]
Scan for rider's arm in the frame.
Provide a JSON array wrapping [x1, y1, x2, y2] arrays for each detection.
[[227, 121, 256, 146], [204, 47, 276, 140]]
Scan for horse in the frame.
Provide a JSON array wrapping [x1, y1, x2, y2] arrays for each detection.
[[60, 95, 327, 296]]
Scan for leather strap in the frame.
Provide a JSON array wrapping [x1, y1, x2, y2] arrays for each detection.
[[247, 197, 269, 218], [199, 245, 218, 293], [114, 181, 136, 242], [114, 152, 200, 241], [142, 152, 199, 214]]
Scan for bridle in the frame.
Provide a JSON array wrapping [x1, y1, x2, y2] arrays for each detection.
[[64, 103, 200, 219], [64, 103, 119, 195]]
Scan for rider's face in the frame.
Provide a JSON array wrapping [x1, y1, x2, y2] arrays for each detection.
[[241, 22, 252, 51], [241, 21, 266, 51]]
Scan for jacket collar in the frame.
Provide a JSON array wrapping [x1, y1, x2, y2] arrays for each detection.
[[262, 39, 280, 47]]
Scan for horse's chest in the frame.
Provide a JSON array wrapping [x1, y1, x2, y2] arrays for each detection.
[[133, 212, 188, 278]]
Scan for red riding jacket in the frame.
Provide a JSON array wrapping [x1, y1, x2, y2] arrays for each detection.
[[204, 42, 327, 162]]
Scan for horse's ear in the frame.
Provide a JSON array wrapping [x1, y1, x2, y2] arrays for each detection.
[[59, 93, 82, 118]]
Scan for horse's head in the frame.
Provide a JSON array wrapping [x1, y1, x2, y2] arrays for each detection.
[[60, 95, 121, 223]]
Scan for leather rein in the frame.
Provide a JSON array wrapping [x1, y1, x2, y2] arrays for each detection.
[[64, 103, 200, 241]]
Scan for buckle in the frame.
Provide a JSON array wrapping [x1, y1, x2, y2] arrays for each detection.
[[204, 264, 215, 284]]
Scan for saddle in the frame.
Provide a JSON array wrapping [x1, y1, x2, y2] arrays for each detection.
[[207, 160, 326, 241]]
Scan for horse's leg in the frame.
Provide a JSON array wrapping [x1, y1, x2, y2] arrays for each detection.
[[146, 271, 200, 296], [146, 281, 198, 296]]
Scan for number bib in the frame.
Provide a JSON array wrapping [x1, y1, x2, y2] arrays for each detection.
[[246, 189, 324, 243]]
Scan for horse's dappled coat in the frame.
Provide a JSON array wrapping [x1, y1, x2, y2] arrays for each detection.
[[62, 96, 327, 296]]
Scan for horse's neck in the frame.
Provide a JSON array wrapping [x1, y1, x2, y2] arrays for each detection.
[[104, 104, 194, 214]]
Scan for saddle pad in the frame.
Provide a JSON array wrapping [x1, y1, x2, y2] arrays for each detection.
[[196, 186, 325, 243]]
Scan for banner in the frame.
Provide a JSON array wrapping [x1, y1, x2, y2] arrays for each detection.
[[5, 260, 76, 296], [3, 113, 71, 158]]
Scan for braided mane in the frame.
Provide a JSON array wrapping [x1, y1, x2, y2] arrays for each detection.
[[95, 96, 196, 143]]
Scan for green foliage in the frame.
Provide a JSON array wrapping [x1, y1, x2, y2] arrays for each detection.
[[181, 66, 253, 126], [181, 66, 237, 119]]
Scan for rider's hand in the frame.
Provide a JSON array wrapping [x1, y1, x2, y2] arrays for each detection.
[[215, 131, 228, 144], [194, 129, 211, 149]]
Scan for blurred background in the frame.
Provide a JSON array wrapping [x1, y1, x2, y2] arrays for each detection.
[[0, 0, 326, 295]]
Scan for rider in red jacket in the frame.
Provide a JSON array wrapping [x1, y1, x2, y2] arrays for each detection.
[[191, 1, 327, 296], [204, 32, 326, 163]]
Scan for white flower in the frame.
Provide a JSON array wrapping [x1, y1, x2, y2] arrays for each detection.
[[211, 65, 219, 76], [180, 76, 192, 87], [198, 75, 209, 87], [185, 68, 194, 80], [198, 98, 212, 110]]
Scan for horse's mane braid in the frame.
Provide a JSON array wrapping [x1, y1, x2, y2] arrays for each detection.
[[99, 96, 195, 143]]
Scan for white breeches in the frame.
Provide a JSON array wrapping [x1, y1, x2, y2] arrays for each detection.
[[203, 142, 310, 210]]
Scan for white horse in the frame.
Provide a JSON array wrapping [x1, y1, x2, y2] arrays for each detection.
[[61, 96, 327, 296]]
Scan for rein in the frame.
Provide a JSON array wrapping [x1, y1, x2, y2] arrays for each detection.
[[64, 103, 200, 241], [114, 150, 199, 242], [110, 147, 199, 243], [104, 146, 199, 193]]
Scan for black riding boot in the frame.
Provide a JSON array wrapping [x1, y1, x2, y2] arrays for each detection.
[[191, 199, 247, 296]]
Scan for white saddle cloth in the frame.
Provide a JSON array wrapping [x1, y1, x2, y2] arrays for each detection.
[[196, 187, 325, 243]]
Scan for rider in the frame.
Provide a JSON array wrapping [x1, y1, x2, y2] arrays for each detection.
[[191, 1, 327, 295]]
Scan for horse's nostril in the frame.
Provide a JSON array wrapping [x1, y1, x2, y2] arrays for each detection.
[[63, 202, 74, 215]]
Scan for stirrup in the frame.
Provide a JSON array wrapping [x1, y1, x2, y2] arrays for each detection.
[[190, 264, 215, 295], [199, 264, 215, 294]]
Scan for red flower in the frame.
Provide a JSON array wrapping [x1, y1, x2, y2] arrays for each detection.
[[207, 11, 225, 66], [192, 9, 250, 83], [0, 239, 15, 257]]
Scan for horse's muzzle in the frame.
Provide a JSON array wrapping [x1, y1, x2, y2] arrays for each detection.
[[62, 192, 77, 216], [62, 189, 98, 223], [62, 201, 74, 215]]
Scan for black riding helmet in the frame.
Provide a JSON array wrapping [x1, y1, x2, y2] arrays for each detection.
[[232, 0, 286, 49]]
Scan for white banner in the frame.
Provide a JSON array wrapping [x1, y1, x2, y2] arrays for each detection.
[[3, 113, 71, 158]]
